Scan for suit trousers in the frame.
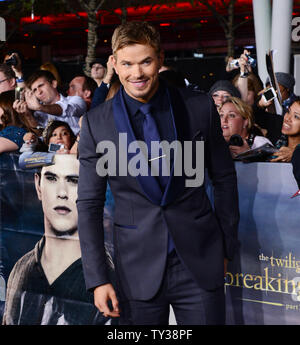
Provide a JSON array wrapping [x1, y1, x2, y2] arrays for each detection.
[[118, 251, 225, 325]]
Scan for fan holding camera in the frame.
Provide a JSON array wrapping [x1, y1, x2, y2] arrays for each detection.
[[226, 49, 256, 78], [219, 97, 273, 159], [258, 72, 296, 115], [226, 49, 263, 108], [3, 51, 25, 89]]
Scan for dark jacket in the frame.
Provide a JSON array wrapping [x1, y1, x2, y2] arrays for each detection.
[[77, 84, 240, 301]]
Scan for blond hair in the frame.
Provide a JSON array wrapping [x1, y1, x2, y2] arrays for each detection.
[[111, 21, 161, 56], [220, 96, 254, 130], [232, 72, 263, 102]]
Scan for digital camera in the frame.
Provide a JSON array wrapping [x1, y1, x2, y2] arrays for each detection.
[[5, 55, 18, 67]]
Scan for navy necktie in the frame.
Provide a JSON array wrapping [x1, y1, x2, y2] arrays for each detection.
[[140, 104, 168, 187], [140, 104, 160, 156], [140, 103, 175, 253]]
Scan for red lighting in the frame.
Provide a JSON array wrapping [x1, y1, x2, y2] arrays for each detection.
[[19, 1, 255, 31], [85, 29, 89, 32], [24, 33, 29, 37]]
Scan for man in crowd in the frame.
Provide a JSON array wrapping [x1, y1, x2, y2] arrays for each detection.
[[259, 72, 296, 115], [90, 58, 108, 87], [90, 55, 115, 109], [77, 21, 239, 325], [2, 154, 114, 325], [67, 75, 97, 110], [21, 70, 86, 135]]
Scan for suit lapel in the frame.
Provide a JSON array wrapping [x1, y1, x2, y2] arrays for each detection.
[[161, 87, 191, 206], [112, 88, 163, 205]]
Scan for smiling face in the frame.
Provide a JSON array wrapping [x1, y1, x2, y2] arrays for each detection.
[[282, 102, 300, 137], [113, 43, 163, 103], [49, 125, 73, 150], [35, 155, 79, 237], [219, 102, 248, 142]]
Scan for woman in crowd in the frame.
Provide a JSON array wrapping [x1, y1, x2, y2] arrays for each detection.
[[219, 97, 273, 158], [226, 49, 263, 107], [43, 120, 77, 152], [0, 90, 32, 154], [22, 119, 77, 154], [208, 79, 241, 110], [270, 98, 300, 163]]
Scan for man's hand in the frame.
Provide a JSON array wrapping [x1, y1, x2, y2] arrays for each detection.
[[25, 89, 42, 111], [13, 99, 29, 114], [94, 283, 120, 318], [23, 132, 38, 144]]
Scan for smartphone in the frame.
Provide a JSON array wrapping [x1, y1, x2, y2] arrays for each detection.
[[48, 143, 64, 152], [262, 87, 276, 103], [15, 87, 24, 101]]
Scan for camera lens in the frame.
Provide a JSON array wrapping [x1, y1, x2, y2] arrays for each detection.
[[228, 134, 244, 147]]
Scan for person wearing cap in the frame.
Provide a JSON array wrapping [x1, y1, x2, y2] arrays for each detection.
[[90, 58, 107, 87], [90, 55, 116, 109], [259, 72, 296, 115], [252, 73, 296, 146], [208, 80, 241, 110]]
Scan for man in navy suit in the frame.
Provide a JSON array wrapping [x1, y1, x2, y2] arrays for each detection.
[[77, 21, 239, 325]]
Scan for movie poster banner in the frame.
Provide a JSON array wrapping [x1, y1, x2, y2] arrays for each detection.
[[1, 154, 300, 325], [225, 162, 300, 325], [0, 153, 115, 325]]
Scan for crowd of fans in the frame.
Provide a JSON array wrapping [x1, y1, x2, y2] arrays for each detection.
[[0, 47, 299, 192]]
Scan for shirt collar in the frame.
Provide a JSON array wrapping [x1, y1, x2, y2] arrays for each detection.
[[122, 82, 166, 118]]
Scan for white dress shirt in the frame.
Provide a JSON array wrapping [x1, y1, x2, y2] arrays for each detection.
[[33, 94, 86, 135]]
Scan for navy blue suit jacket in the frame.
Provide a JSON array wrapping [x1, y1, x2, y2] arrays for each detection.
[[77, 84, 239, 301]]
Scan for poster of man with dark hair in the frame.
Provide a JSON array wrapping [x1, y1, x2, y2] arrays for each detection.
[[2, 154, 115, 325]]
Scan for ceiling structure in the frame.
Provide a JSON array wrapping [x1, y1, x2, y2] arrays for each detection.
[[2, 1, 300, 66]]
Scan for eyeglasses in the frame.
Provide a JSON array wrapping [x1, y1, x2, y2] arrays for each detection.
[[0, 78, 8, 84]]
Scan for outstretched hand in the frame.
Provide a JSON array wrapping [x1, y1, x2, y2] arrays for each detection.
[[270, 146, 294, 163]]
